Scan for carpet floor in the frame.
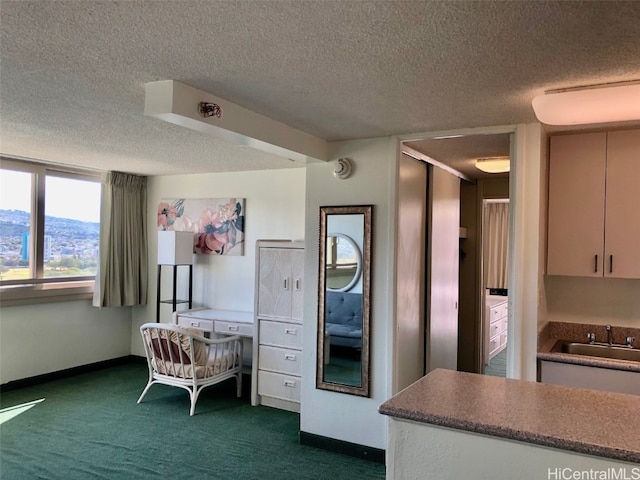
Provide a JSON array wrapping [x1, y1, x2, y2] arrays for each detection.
[[485, 348, 507, 377], [0, 363, 385, 480]]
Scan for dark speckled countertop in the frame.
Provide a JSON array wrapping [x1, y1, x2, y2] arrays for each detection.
[[379, 368, 640, 464]]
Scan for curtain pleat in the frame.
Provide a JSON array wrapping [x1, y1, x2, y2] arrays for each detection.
[[484, 202, 509, 289], [93, 171, 148, 307]]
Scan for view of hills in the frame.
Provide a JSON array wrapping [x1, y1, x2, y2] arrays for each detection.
[[0, 209, 99, 264]]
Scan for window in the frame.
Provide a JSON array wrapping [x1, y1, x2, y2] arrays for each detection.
[[0, 158, 101, 304]]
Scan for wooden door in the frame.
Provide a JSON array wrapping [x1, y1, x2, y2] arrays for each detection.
[[604, 129, 640, 279], [547, 133, 607, 276]]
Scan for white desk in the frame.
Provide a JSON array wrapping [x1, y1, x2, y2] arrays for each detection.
[[174, 308, 253, 337], [174, 308, 254, 368]]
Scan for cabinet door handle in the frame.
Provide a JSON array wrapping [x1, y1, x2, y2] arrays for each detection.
[[283, 277, 289, 290], [284, 354, 296, 361], [283, 380, 296, 388], [295, 278, 301, 291], [594, 254, 598, 273], [285, 328, 297, 335], [227, 325, 239, 332], [609, 255, 613, 273], [190, 321, 200, 327]]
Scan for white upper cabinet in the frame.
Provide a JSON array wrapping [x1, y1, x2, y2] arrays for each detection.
[[604, 130, 640, 278], [547, 130, 640, 278], [256, 243, 304, 322]]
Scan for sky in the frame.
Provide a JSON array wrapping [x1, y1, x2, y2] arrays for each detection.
[[0, 170, 101, 223]]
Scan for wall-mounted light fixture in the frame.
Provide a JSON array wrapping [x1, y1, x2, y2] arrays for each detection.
[[475, 157, 510, 174], [532, 81, 640, 126]]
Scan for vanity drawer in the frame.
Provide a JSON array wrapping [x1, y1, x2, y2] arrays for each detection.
[[215, 320, 253, 337], [259, 320, 303, 349], [489, 303, 506, 322], [177, 317, 214, 332], [259, 345, 301, 376], [258, 370, 300, 402], [490, 321, 502, 338]]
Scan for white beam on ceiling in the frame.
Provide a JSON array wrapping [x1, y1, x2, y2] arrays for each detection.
[[144, 80, 329, 163]]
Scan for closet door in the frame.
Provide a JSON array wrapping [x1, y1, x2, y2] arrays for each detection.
[[257, 248, 293, 319], [547, 133, 607, 276], [604, 129, 640, 279]]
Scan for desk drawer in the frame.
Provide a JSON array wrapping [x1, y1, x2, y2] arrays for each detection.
[[259, 345, 301, 376], [176, 317, 214, 332], [259, 320, 302, 349], [258, 371, 300, 402], [215, 320, 253, 337]]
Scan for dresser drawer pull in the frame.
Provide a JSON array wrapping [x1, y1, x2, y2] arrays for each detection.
[[285, 328, 297, 335], [284, 354, 296, 361], [190, 321, 200, 327], [283, 380, 296, 388], [227, 325, 239, 331]]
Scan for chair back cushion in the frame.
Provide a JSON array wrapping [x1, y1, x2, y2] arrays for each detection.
[[148, 327, 207, 366]]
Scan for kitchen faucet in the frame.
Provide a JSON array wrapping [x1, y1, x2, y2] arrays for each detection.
[[606, 324, 613, 345]]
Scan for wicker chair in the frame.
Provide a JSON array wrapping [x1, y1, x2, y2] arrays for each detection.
[[138, 323, 242, 416]]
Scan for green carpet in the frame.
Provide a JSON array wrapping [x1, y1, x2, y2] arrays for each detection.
[[0, 363, 385, 480], [324, 356, 361, 387]]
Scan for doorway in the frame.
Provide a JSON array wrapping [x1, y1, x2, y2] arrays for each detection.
[[401, 131, 512, 376], [481, 199, 510, 377]]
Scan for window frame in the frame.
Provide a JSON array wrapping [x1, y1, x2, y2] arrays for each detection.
[[0, 157, 101, 306]]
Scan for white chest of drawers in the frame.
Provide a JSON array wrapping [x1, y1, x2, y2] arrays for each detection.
[[251, 240, 304, 413], [485, 296, 508, 362]]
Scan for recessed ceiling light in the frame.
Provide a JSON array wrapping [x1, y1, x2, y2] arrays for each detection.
[[475, 157, 510, 174]]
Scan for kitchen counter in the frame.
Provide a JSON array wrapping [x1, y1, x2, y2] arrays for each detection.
[[379, 368, 640, 464]]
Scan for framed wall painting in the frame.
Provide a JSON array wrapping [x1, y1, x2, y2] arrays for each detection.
[[157, 198, 245, 256]]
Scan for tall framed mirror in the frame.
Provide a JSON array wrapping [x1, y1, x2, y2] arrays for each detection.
[[316, 205, 372, 397]]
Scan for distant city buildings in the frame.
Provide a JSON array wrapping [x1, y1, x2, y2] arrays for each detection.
[[21, 233, 52, 260]]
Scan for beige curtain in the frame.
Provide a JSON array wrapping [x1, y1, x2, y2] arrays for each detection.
[[483, 202, 509, 289], [93, 172, 148, 307]]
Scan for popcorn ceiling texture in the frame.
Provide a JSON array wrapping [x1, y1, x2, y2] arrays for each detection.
[[1, 1, 640, 175]]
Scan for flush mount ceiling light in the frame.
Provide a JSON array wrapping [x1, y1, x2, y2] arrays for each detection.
[[531, 81, 640, 126], [475, 157, 510, 174]]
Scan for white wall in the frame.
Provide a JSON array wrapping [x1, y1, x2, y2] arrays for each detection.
[[545, 276, 640, 328], [301, 137, 397, 450], [131, 167, 306, 356], [509, 123, 545, 381], [0, 301, 131, 384], [387, 419, 636, 480]]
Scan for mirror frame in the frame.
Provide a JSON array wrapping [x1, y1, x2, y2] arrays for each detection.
[[325, 233, 362, 292], [316, 205, 372, 397]]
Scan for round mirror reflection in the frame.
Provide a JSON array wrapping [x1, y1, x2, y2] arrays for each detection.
[[325, 233, 362, 292]]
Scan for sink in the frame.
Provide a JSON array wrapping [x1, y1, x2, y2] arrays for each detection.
[[552, 341, 640, 362]]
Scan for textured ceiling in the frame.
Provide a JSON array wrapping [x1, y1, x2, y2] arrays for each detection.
[[1, 1, 640, 175], [405, 134, 511, 180]]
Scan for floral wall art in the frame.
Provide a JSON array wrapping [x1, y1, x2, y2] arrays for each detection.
[[157, 198, 245, 256]]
